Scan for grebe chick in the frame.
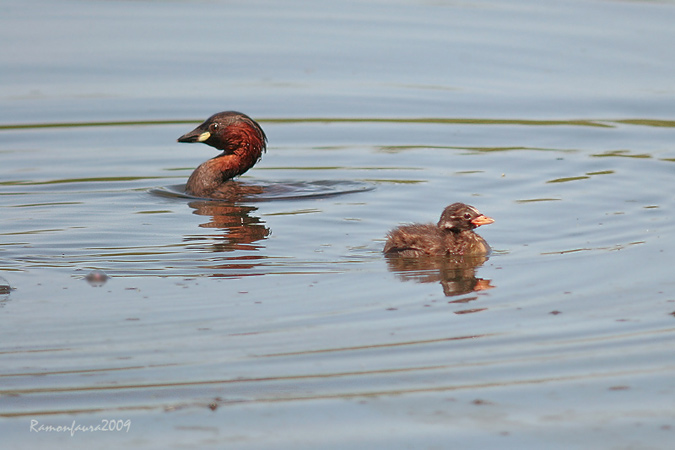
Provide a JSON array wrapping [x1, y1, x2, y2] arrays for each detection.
[[384, 203, 494, 257], [177, 111, 267, 198]]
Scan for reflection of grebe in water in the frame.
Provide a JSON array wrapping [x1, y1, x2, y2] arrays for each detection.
[[384, 203, 494, 257], [177, 111, 267, 199], [188, 200, 270, 251], [384, 203, 495, 298]]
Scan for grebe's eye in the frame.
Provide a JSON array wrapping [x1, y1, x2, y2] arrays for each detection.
[[209, 123, 219, 133], [463, 213, 471, 220]]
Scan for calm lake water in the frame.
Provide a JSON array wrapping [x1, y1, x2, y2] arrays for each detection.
[[2, 0, 674, 448]]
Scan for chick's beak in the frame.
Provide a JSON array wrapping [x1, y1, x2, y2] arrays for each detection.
[[471, 215, 494, 227]]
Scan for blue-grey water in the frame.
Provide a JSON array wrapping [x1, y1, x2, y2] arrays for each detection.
[[1, 0, 674, 449]]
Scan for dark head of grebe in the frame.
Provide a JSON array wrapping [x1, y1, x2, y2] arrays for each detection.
[[177, 111, 267, 198], [384, 202, 494, 256]]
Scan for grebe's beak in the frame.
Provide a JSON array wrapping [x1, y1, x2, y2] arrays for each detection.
[[471, 215, 494, 227], [177, 127, 211, 143]]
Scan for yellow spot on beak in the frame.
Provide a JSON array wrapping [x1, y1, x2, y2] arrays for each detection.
[[197, 131, 211, 142]]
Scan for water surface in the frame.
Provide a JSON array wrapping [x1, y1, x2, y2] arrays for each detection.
[[1, 0, 674, 449]]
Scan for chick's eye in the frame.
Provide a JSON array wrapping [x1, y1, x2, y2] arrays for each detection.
[[463, 213, 471, 220]]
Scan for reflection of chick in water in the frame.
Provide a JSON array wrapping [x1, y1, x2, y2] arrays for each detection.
[[385, 253, 493, 297], [384, 203, 494, 297], [188, 200, 270, 252]]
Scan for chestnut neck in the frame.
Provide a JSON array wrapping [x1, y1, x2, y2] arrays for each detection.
[[186, 121, 266, 197]]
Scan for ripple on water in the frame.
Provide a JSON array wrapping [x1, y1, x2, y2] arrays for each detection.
[[149, 180, 375, 202]]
